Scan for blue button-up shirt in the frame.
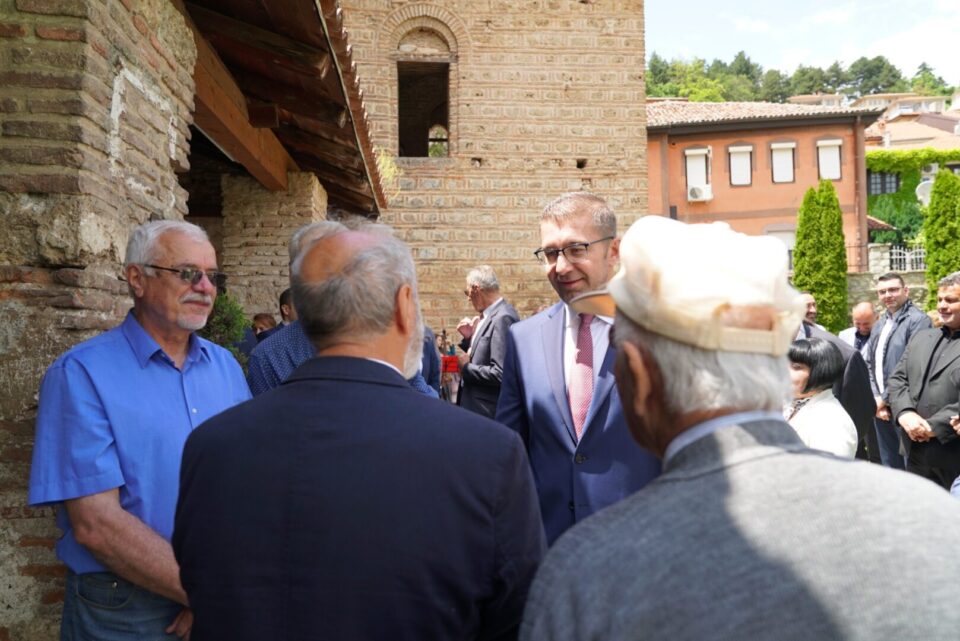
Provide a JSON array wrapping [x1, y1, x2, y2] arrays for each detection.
[[247, 320, 438, 398], [28, 311, 251, 573]]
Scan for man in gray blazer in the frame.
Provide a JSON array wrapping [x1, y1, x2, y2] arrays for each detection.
[[864, 272, 932, 469], [456, 265, 520, 418], [521, 217, 960, 641], [887, 271, 960, 488]]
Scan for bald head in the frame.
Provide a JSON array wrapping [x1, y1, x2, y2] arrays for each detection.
[[851, 301, 877, 337], [290, 222, 424, 377], [299, 231, 381, 283]]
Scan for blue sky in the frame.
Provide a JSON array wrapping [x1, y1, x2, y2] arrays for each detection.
[[645, 0, 960, 87]]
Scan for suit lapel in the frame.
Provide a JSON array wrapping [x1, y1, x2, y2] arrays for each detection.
[[476, 305, 499, 341], [930, 334, 960, 379], [541, 305, 576, 442]]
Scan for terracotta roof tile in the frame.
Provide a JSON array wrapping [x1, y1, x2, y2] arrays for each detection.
[[646, 101, 881, 128]]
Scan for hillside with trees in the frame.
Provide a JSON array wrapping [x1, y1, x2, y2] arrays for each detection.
[[646, 51, 955, 102]]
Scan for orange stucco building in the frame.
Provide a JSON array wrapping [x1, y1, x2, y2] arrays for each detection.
[[646, 101, 883, 271]]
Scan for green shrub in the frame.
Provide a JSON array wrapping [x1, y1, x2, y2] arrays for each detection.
[[198, 291, 249, 368], [923, 169, 960, 308], [792, 180, 849, 333]]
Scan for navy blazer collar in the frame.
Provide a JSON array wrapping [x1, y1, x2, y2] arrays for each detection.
[[284, 356, 410, 389]]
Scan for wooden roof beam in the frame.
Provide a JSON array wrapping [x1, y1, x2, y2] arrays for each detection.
[[231, 70, 348, 128], [187, 3, 332, 80], [174, 0, 298, 191]]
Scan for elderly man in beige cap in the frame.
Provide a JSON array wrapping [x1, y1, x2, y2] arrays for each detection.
[[520, 217, 960, 641]]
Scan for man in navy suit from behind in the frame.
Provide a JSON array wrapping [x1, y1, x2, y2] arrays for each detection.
[[174, 221, 545, 640], [496, 192, 660, 545]]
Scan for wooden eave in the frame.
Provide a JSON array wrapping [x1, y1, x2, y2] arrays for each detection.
[[183, 0, 385, 215]]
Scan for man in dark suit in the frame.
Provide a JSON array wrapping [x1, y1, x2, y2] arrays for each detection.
[[888, 271, 960, 489], [456, 265, 520, 417], [496, 192, 660, 545], [173, 221, 545, 640], [801, 321, 879, 462]]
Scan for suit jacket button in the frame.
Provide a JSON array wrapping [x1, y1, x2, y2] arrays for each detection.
[[568, 501, 575, 511], [574, 453, 587, 464]]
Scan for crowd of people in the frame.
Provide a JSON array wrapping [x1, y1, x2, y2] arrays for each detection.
[[27, 192, 960, 640]]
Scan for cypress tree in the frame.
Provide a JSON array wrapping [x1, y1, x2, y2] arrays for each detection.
[[814, 180, 849, 333], [791, 187, 822, 287], [923, 169, 960, 308], [792, 180, 849, 334]]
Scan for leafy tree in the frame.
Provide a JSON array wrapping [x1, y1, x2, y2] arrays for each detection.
[[911, 62, 950, 96], [706, 58, 729, 79], [675, 58, 725, 101], [923, 169, 960, 308], [728, 51, 763, 88], [868, 198, 924, 244], [824, 61, 849, 94], [647, 52, 672, 90], [792, 181, 848, 333], [789, 65, 828, 96], [718, 74, 757, 101], [198, 291, 249, 367], [847, 56, 908, 96], [759, 69, 791, 102]]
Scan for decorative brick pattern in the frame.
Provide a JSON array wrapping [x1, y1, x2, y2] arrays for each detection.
[[341, 0, 648, 334]]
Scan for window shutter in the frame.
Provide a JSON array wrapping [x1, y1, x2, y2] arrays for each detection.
[[817, 140, 842, 180], [729, 146, 752, 186], [771, 143, 795, 183]]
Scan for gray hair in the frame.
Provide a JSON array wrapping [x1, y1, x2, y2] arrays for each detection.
[[291, 222, 421, 355], [124, 220, 209, 268], [938, 271, 960, 289], [540, 191, 617, 237], [614, 312, 791, 414], [466, 265, 500, 292]]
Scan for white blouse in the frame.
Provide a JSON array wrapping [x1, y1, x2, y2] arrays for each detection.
[[786, 389, 858, 458]]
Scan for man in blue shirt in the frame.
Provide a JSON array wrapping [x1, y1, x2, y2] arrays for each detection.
[[28, 220, 251, 640]]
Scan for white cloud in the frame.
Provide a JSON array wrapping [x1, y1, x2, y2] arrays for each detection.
[[808, 6, 855, 25], [869, 13, 960, 84], [732, 17, 770, 33]]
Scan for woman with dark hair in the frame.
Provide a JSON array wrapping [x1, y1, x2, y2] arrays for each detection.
[[784, 337, 858, 457]]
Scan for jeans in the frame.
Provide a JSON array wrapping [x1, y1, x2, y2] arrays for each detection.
[[874, 417, 906, 470], [61, 571, 182, 641]]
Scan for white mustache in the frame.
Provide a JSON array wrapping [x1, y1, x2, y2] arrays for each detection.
[[181, 293, 213, 305]]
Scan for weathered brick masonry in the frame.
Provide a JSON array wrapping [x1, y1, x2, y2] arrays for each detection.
[[0, 0, 196, 637], [340, 0, 648, 332]]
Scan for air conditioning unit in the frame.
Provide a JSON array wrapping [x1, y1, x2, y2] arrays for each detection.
[[687, 184, 713, 202]]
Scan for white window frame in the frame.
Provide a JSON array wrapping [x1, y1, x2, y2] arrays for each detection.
[[817, 139, 842, 181], [771, 142, 796, 184], [684, 147, 710, 189], [728, 145, 752, 186]]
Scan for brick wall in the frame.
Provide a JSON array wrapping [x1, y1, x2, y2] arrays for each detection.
[[219, 172, 327, 316], [340, 0, 647, 334], [0, 1, 196, 636]]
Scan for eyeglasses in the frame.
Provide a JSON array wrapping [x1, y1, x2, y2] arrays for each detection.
[[143, 264, 227, 288], [534, 236, 615, 266]]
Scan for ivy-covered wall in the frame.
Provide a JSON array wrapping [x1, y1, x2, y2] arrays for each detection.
[[866, 148, 960, 243], [867, 148, 960, 211]]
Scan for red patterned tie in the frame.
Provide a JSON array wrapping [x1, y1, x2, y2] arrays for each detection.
[[569, 313, 594, 441]]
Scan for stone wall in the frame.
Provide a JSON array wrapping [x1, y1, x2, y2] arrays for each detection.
[[341, 0, 647, 333], [848, 270, 928, 314], [219, 172, 327, 316], [0, 0, 196, 637]]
